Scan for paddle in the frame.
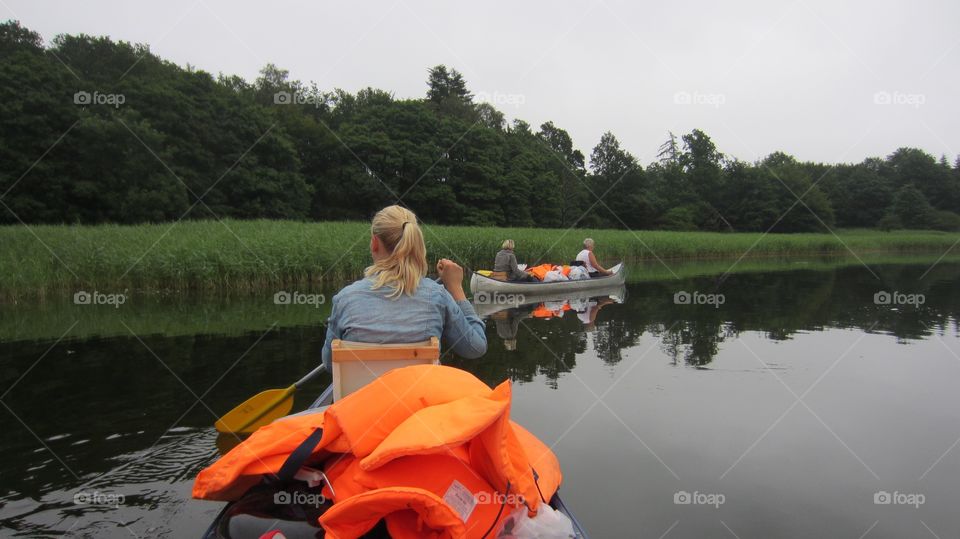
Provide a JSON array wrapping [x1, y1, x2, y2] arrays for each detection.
[[214, 364, 327, 435], [215, 272, 449, 436]]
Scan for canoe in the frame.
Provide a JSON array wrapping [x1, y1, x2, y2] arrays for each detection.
[[470, 262, 626, 295], [202, 384, 590, 539]]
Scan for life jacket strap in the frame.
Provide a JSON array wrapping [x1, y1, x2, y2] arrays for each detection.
[[480, 480, 511, 539], [272, 427, 324, 484], [532, 467, 547, 504]]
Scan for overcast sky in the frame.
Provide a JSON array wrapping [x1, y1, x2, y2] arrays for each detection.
[[5, 0, 958, 166]]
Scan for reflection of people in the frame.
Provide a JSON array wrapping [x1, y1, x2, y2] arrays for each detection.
[[574, 296, 614, 331], [320, 205, 487, 369], [576, 238, 611, 277], [494, 239, 536, 282], [493, 309, 528, 351]]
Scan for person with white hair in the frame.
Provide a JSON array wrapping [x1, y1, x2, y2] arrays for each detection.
[[575, 238, 611, 278], [494, 239, 536, 282]]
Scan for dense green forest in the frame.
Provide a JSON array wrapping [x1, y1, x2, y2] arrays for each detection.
[[2, 20, 959, 232]]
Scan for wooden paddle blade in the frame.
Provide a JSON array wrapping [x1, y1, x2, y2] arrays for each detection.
[[214, 386, 295, 434]]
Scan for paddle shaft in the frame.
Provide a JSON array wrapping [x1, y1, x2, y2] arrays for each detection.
[[294, 363, 327, 388]]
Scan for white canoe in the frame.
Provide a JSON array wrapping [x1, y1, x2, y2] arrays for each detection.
[[470, 262, 626, 295]]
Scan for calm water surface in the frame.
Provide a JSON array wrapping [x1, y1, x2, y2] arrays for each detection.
[[1, 257, 959, 538]]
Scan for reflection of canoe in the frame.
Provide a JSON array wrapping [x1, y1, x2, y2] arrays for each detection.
[[473, 283, 627, 318], [471, 262, 625, 296], [202, 386, 590, 539]]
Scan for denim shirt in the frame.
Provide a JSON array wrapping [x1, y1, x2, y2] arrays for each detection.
[[320, 277, 487, 370]]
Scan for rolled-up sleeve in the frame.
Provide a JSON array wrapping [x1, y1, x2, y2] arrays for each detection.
[[441, 295, 488, 359]]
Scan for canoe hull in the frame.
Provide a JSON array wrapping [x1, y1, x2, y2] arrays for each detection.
[[470, 262, 625, 296]]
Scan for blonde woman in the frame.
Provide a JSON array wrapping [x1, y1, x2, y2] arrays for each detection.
[[321, 205, 487, 369], [493, 239, 536, 282]]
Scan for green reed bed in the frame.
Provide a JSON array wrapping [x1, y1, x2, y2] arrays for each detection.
[[2, 220, 958, 298], [5, 252, 959, 343]]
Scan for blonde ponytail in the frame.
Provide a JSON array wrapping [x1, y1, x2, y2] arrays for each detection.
[[364, 205, 428, 298]]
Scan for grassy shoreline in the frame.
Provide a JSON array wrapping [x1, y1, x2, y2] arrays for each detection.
[[4, 252, 960, 343], [2, 220, 959, 298]]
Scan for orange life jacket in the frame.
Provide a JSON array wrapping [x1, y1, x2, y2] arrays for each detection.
[[526, 264, 554, 281], [532, 302, 572, 319], [320, 453, 509, 538], [193, 365, 562, 539], [532, 305, 554, 318], [528, 264, 571, 281]]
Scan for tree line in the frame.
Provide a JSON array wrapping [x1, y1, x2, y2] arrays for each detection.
[[2, 21, 959, 232]]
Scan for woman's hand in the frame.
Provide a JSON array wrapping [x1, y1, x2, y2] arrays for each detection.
[[437, 258, 467, 301]]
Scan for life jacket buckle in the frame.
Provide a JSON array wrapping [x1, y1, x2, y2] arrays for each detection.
[[292, 466, 336, 501]]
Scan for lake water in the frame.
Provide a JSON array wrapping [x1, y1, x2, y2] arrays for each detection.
[[1, 256, 959, 538]]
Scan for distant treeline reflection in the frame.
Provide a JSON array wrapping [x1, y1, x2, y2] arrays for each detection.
[[453, 263, 960, 384]]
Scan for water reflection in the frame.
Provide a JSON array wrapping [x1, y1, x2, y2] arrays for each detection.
[[480, 285, 627, 350], [642, 262, 960, 365], [0, 326, 333, 538], [450, 262, 960, 386], [453, 286, 626, 388], [1, 260, 959, 537]]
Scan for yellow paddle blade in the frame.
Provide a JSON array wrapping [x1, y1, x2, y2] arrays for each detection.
[[215, 431, 245, 455], [214, 386, 296, 435]]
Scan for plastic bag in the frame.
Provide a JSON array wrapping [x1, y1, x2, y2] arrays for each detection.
[[542, 270, 568, 282], [495, 504, 576, 539], [567, 266, 590, 280]]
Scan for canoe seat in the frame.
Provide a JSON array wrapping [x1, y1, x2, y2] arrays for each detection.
[[490, 271, 508, 281], [330, 337, 440, 400]]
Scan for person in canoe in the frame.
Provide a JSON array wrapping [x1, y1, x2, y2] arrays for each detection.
[[576, 238, 612, 277], [320, 205, 487, 370], [494, 239, 537, 282]]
